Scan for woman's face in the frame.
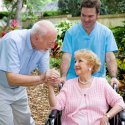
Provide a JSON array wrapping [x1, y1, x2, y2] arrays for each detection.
[[74, 57, 89, 76]]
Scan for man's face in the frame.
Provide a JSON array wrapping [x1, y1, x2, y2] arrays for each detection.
[[80, 7, 99, 31], [35, 33, 57, 51], [42, 34, 56, 51]]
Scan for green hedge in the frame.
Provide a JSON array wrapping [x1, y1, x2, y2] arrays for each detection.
[[0, 11, 9, 19], [112, 21, 125, 79], [42, 11, 62, 17]]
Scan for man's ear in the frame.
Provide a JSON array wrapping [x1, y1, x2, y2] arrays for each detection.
[[35, 34, 39, 40], [96, 13, 100, 19]]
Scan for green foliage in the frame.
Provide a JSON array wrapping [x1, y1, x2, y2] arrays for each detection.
[[40, 0, 58, 6], [3, 0, 58, 25], [58, 0, 125, 16], [22, 0, 42, 21], [112, 21, 125, 79], [0, 11, 9, 19], [4, 0, 16, 10], [101, 0, 125, 15], [100, 0, 108, 15], [2, 0, 17, 26], [42, 11, 62, 17], [112, 21, 125, 56], [50, 57, 61, 69], [50, 20, 73, 68], [58, 0, 82, 16], [0, 19, 19, 37], [117, 58, 125, 71], [56, 20, 73, 43]]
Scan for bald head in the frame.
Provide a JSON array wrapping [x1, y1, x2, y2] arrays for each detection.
[[30, 20, 57, 51]]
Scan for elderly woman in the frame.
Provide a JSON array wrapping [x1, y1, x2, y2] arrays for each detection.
[[48, 49, 125, 125]]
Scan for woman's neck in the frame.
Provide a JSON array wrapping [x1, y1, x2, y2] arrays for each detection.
[[78, 75, 93, 85]]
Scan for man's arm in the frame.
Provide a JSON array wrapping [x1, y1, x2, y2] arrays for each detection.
[[106, 52, 117, 77], [6, 68, 60, 87], [6, 72, 45, 87], [60, 52, 72, 82], [106, 52, 119, 85]]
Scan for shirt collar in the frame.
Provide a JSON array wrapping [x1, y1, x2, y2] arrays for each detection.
[[26, 29, 33, 50]]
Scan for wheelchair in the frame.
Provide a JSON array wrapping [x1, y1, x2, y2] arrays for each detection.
[[45, 83, 125, 125]]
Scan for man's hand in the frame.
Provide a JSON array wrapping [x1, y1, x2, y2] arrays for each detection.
[[43, 69, 60, 85]]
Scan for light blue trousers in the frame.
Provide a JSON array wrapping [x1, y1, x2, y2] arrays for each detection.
[[0, 85, 35, 125]]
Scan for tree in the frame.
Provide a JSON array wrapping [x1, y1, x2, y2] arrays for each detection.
[[16, 0, 23, 28], [3, 0, 17, 26], [58, 0, 125, 16], [101, 0, 125, 15], [58, 0, 82, 16], [3, 0, 43, 27]]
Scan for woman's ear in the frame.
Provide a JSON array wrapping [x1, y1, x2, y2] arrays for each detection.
[[88, 68, 92, 71]]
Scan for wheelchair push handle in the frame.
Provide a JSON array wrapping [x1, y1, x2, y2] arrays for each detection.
[[113, 83, 118, 91], [58, 83, 63, 91], [112, 82, 125, 123]]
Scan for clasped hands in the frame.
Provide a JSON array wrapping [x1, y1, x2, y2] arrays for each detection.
[[43, 69, 60, 85]]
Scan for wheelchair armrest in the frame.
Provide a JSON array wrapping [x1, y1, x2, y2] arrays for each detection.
[[45, 109, 61, 125], [120, 110, 125, 121], [49, 109, 60, 118]]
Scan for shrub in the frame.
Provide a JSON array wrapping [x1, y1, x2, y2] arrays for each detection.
[[50, 57, 61, 69], [58, 0, 125, 16], [0, 19, 19, 37], [50, 20, 73, 69], [42, 11, 62, 17], [112, 21, 125, 80], [0, 11, 9, 19], [56, 20, 73, 43], [58, 0, 81, 16]]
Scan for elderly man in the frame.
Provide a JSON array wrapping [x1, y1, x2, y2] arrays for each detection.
[[0, 20, 60, 125]]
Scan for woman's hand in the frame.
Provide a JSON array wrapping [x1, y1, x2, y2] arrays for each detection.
[[60, 76, 66, 84], [44, 69, 60, 85], [100, 115, 109, 125]]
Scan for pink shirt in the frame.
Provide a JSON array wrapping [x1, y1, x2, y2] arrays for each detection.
[[52, 77, 125, 125]]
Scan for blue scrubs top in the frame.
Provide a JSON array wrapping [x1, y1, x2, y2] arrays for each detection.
[[0, 29, 49, 88], [62, 22, 118, 80]]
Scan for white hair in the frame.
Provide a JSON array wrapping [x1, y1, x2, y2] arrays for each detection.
[[31, 20, 56, 36]]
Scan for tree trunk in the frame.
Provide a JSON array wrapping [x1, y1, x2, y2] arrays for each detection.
[[16, 0, 23, 28]]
